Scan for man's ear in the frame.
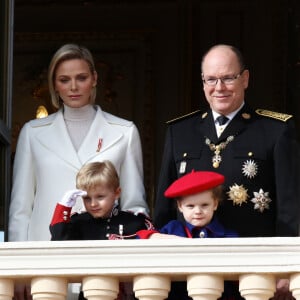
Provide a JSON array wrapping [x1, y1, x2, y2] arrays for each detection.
[[242, 69, 250, 89]]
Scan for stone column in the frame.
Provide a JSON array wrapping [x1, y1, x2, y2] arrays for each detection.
[[187, 274, 224, 300], [133, 274, 170, 300], [82, 276, 119, 300], [239, 274, 276, 300], [31, 277, 68, 300], [290, 273, 300, 300], [0, 279, 13, 300]]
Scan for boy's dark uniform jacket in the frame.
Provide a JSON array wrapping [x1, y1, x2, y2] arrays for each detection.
[[50, 204, 153, 240], [155, 103, 300, 237]]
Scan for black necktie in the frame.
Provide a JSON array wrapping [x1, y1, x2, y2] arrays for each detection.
[[216, 115, 229, 126]]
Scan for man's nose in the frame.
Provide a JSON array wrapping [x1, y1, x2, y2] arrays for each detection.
[[215, 79, 226, 89]]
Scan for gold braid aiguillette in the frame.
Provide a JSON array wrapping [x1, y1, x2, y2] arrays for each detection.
[[205, 135, 234, 168]]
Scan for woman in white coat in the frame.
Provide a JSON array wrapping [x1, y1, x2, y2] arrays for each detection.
[[9, 43, 149, 242]]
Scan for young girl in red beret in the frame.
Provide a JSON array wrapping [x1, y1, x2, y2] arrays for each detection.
[[137, 170, 237, 239], [137, 170, 240, 300]]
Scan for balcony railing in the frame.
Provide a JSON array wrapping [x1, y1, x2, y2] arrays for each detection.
[[1, 237, 300, 300]]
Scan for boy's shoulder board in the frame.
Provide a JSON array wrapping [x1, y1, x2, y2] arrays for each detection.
[[166, 110, 201, 124], [255, 109, 293, 122]]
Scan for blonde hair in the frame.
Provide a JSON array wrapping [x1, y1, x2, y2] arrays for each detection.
[[76, 161, 120, 191], [48, 43, 97, 109]]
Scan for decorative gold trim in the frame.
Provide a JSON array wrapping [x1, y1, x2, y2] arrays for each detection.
[[166, 110, 201, 124], [205, 135, 235, 168], [202, 112, 208, 119], [227, 184, 249, 206], [242, 113, 251, 119], [255, 109, 293, 122]]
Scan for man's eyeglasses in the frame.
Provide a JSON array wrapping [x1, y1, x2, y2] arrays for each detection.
[[202, 70, 244, 86]]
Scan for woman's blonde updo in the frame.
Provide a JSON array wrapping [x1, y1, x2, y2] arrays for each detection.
[[48, 43, 97, 109]]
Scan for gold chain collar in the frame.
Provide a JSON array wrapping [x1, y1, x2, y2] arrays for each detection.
[[205, 135, 235, 168]]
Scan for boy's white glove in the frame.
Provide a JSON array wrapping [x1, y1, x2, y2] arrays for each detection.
[[59, 189, 87, 207]]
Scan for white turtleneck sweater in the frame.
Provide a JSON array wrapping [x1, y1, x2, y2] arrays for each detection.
[[63, 104, 96, 151]]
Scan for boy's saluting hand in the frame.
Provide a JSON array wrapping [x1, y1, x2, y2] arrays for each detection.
[[59, 189, 87, 207]]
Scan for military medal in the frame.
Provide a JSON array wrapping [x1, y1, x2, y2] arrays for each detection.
[[242, 159, 258, 179], [212, 147, 222, 168], [96, 138, 103, 152], [205, 135, 234, 168], [119, 224, 124, 239], [179, 161, 187, 173], [227, 183, 249, 205], [251, 189, 271, 213], [179, 153, 187, 174]]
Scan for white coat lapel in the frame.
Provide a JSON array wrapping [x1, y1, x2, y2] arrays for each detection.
[[77, 107, 123, 162], [35, 110, 82, 169]]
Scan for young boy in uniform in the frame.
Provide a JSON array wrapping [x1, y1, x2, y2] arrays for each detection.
[[50, 160, 153, 241], [50, 160, 154, 300]]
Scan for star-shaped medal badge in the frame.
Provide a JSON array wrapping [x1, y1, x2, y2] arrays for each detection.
[[242, 159, 258, 179], [251, 189, 272, 213], [227, 184, 249, 206]]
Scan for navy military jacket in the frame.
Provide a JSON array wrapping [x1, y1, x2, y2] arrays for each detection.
[[155, 104, 300, 237], [159, 217, 237, 238], [50, 203, 153, 240]]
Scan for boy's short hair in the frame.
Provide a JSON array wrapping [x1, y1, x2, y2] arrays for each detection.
[[76, 161, 120, 191]]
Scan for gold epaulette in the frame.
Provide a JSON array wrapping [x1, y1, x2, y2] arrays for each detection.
[[255, 109, 293, 122], [166, 110, 201, 124]]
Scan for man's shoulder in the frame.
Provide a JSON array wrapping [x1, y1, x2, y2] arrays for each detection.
[[166, 110, 203, 125], [255, 108, 293, 122]]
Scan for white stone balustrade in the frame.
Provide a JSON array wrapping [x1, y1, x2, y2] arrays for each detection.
[[187, 274, 224, 300], [82, 276, 119, 300], [134, 274, 170, 300], [31, 277, 68, 300], [0, 237, 299, 300], [239, 274, 276, 300]]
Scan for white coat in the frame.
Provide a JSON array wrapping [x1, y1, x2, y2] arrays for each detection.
[[9, 105, 149, 241]]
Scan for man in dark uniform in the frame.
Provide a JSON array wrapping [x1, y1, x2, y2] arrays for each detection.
[[154, 43, 299, 299], [154, 44, 299, 238]]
